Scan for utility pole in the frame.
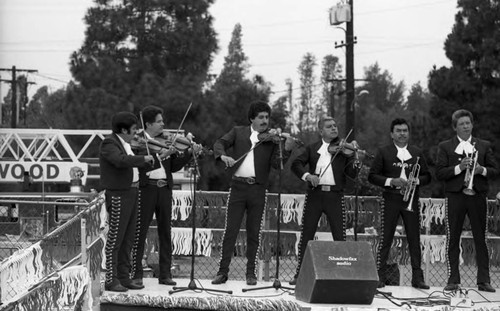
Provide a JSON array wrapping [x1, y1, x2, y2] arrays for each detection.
[[0, 66, 38, 128], [345, 0, 355, 139], [332, 0, 357, 139]]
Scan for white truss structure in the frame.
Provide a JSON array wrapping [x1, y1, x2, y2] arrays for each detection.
[[0, 129, 110, 162]]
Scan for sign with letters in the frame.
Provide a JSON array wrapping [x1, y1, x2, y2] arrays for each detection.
[[0, 161, 89, 184]]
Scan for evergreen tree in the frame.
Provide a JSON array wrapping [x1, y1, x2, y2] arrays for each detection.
[[42, 0, 218, 129], [297, 53, 318, 132], [320, 55, 343, 118], [428, 0, 500, 146]]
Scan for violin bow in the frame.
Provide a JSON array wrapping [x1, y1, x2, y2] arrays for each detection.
[[170, 102, 193, 147], [139, 111, 151, 157], [319, 128, 353, 179]]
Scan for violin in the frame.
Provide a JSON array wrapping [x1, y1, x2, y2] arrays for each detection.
[[328, 140, 373, 158], [257, 129, 304, 146], [130, 134, 171, 153]]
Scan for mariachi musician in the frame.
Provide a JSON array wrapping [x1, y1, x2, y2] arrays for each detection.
[[130, 105, 200, 288], [99, 111, 155, 292], [368, 118, 431, 289], [211, 101, 295, 286], [289, 116, 361, 285], [436, 109, 498, 293]]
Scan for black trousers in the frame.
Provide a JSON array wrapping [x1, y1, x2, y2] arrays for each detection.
[[295, 189, 346, 277], [104, 188, 138, 286], [217, 180, 266, 277], [377, 192, 424, 283], [131, 184, 173, 280], [445, 191, 490, 284]]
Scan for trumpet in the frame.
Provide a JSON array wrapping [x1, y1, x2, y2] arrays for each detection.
[[401, 157, 420, 211], [463, 145, 478, 196]]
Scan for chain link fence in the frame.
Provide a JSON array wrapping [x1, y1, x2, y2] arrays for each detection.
[[143, 192, 500, 289], [0, 192, 103, 310]]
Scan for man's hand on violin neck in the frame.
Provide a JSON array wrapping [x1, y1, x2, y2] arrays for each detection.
[[191, 143, 203, 155]]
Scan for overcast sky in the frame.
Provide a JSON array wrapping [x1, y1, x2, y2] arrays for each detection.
[[0, 0, 458, 100]]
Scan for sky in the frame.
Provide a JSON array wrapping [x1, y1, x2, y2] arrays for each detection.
[[0, 0, 458, 101]]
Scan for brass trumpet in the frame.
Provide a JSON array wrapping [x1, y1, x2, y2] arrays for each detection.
[[401, 157, 420, 211], [463, 144, 478, 196]]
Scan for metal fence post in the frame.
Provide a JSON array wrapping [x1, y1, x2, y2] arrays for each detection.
[[81, 218, 87, 267]]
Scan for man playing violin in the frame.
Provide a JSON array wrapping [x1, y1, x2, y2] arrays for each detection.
[[130, 105, 200, 288], [289, 116, 358, 286], [99, 112, 155, 292], [436, 109, 498, 293], [368, 118, 431, 289], [211, 101, 295, 286]]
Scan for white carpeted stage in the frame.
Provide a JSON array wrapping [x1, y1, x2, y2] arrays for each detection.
[[100, 278, 500, 311]]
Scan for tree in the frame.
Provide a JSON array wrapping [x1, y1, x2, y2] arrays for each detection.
[[198, 24, 272, 191], [39, 0, 218, 129], [297, 53, 318, 132], [320, 55, 343, 118], [355, 63, 405, 150], [428, 0, 500, 146]]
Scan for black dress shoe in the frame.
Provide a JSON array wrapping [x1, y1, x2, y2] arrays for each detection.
[[105, 283, 128, 292], [412, 280, 430, 290], [211, 274, 228, 285], [132, 279, 143, 287], [444, 283, 459, 291], [123, 282, 144, 290], [159, 278, 177, 286], [377, 281, 385, 288], [289, 278, 297, 286], [478, 283, 496, 293], [246, 275, 257, 286]]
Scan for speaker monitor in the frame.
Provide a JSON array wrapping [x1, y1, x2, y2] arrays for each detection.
[[294, 240, 379, 304]]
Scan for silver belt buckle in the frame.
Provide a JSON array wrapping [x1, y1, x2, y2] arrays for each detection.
[[246, 177, 256, 185], [321, 185, 331, 191], [157, 180, 168, 188]]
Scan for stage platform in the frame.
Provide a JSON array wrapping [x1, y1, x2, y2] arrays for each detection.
[[99, 278, 500, 311]]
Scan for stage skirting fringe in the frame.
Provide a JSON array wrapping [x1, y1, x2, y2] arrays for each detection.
[[100, 293, 301, 311], [140, 192, 500, 267]]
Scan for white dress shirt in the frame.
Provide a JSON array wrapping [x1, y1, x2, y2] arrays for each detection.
[[118, 135, 139, 183], [234, 128, 259, 178], [302, 140, 335, 185], [144, 132, 167, 180]]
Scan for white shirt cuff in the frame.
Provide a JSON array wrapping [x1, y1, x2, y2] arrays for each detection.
[[302, 172, 310, 181], [454, 165, 462, 175], [385, 178, 392, 187]]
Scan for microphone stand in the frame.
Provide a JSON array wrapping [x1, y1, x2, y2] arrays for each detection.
[[352, 154, 362, 242], [243, 136, 293, 292], [170, 150, 232, 295]]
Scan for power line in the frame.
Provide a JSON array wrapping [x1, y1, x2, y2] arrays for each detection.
[[34, 73, 72, 84]]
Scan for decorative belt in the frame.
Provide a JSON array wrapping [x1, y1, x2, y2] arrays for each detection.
[[130, 181, 139, 188], [232, 176, 256, 185], [147, 179, 168, 188], [314, 185, 338, 192]]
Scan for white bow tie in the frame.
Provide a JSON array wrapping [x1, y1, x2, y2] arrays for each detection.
[[396, 146, 412, 162], [455, 140, 474, 155], [317, 143, 330, 157]]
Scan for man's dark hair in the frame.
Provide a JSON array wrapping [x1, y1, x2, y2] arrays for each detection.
[[248, 101, 271, 122], [451, 109, 474, 128], [111, 112, 138, 133], [142, 105, 164, 125], [390, 118, 410, 132]]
